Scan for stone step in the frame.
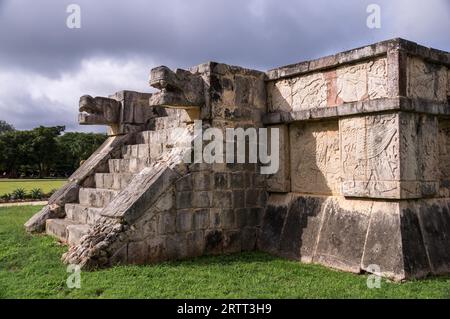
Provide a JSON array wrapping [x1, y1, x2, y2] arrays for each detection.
[[108, 158, 150, 173], [67, 224, 91, 246], [121, 143, 163, 160], [136, 127, 192, 144], [78, 187, 119, 208], [95, 173, 135, 190], [136, 130, 168, 145], [154, 116, 185, 130], [46, 218, 90, 245], [65, 203, 104, 225]]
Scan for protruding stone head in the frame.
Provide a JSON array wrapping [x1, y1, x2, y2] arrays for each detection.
[[149, 66, 205, 119], [78, 95, 121, 125]]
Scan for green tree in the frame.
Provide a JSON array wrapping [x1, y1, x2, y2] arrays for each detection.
[[0, 120, 14, 134], [29, 126, 65, 178], [0, 130, 34, 177], [56, 132, 107, 174]]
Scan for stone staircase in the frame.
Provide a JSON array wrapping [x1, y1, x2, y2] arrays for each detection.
[[45, 115, 189, 246]]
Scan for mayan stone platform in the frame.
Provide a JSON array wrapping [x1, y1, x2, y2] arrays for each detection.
[[26, 38, 450, 281]]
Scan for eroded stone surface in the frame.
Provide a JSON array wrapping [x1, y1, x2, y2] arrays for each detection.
[[267, 125, 290, 192], [407, 57, 448, 102], [290, 121, 340, 195], [267, 58, 388, 112], [26, 39, 450, 281], [340, 113, 401, 198]]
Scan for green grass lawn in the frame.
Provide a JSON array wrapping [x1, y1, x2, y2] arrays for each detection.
[[0, 179, 66, 196], [0, 206, 449, 299]]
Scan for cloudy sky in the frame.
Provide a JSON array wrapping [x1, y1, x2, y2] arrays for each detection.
[[0, 0, 449, 132]]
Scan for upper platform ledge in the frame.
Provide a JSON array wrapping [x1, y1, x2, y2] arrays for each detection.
[[266, 38, 450, 81]]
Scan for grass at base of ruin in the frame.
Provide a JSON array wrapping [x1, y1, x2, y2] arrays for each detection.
[[0, 206, 449, 299], [0, 179, 66, 196]]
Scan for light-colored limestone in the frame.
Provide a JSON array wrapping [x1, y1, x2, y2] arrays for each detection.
[[290, 121, 340, 195], [291, 72, 327, 111], [367, 58, 388, 99], [268, 79, 292, 112], [340, 113, 400, 198], [407, 57, 448, 102], [336, 62, 368, 103]]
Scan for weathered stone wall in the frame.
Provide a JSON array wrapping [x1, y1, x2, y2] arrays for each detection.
[[267, 57, 389, 113], [119, 63, 269, 264], [290, 121, 340, 195], [30, 38, 450, 281], [407, 57, 448, 103], [260, 38, 450, 280], [259, 194, 450, 280]]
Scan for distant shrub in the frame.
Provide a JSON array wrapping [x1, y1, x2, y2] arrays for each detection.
[[1, 193, 11, 201], [11, 188, 26, 200], [30, 188, 44, 199]]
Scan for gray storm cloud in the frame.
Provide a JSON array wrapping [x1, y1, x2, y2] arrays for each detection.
[[0, 0, 449, 131]]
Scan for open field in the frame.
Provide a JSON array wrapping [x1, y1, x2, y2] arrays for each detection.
[[0, 179, 66, 196], [0, 206, 449, 299]]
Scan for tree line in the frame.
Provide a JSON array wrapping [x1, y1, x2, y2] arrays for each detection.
[[0, 120, 107, 178]]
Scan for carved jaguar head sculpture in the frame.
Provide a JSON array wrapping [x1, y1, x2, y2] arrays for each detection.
[[78, 95, 121, 125], [149, 66, 205, 119]]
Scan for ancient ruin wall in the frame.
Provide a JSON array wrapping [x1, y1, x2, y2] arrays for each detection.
[[260, 39, 450, 280]]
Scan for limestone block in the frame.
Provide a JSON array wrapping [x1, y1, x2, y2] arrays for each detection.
[[399, 113, 439, 183], [241, 227, 257, 251], [157, 211, 176, 234], [367, 58, 388, 99], [313, 198, 372, 273], [205, 229, 224, 254], [186, 230, 205, 257], [154, 189, 174, 211], [438, 120, 450, 197], [278, 195, 324, 262], [176, 209, 194, 232], [340, 113, 402, 198], [193, 209, 209, 230], [220, 209, 235, 229], [223, 230, 242, 253], [290, 121, 341, 195], [175, 191, 192, 209], [365, 113, 400, 181], [232, 190, 245, 208], [361, 201, 406, 280], [362, 200, 437, 280], [212, 191, 232, 208], [407, 57, 448, 102], [340, 116, 367, 182], [127, 241, 149, 264], [448, 68, 450, 98], [146, 238, 166, 263], [193, 172, 212, 190], [415, 200, 450, 275], [213, 172, 229, 189], [291, 72, 327, 111], [258, 194, 291, 254], [192, 191, 211, 208], [230, 172, 244, 188], [268, 79, 292, 112], [336, 62, 368, 102], [267, 125, 290, 192]]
